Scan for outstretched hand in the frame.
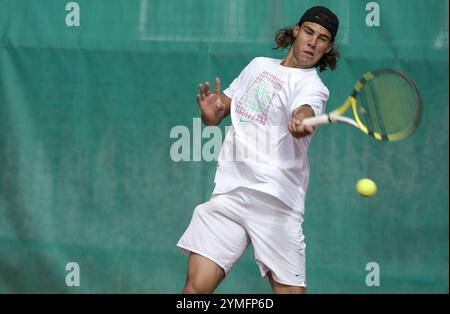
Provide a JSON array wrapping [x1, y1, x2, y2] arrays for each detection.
[[196, 78, 225, 126]]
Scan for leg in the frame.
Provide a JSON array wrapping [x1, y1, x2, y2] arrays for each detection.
[[183, 253, 225, 294], [178, 192, 252, 293], [267, 272, 306, 294], [242, 189, 307, 293]]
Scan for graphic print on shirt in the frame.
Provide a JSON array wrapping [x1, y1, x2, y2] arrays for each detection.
[[235, 71, 284, 125]]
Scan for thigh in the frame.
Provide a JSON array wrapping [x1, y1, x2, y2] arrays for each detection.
[[267, 272, 306, 294], [184, 253, 226, 294], [244, 190, 307, 287], [177, 191, 251, 274]]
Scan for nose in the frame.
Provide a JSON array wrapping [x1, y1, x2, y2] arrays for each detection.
[[307, 36, 317, 48]]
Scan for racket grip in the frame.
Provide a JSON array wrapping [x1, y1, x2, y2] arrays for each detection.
[[301, 114, 332, 127]]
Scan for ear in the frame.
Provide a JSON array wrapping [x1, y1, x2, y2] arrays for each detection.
[[325, 43, 333, 54], [293, 25, 300, 38]]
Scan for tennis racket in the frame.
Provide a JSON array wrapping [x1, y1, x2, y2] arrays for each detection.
[[302, 69, 422, 141]]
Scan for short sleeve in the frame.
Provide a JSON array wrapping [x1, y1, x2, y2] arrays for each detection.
[[289, 79, 329, 117], [223, 57, 258, 99]]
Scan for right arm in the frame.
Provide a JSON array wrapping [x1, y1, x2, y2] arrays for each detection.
[[196, 78, 231, 126]]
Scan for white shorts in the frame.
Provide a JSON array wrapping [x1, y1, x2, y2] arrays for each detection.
[[177, 187, 306, 287]]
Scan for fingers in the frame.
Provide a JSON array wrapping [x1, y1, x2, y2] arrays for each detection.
[[303, 124, 315, 134], [292, 119, 304, 134], [294, 119, 304, 132], [198, 83, 205, 101], [205, 82, 211, 96], [288, 121, 293, 135], [198, 82, 210, 101], [214, 77, 221, 94], [196, 94, 202, 107], [198, 78, 221, 100], [288, 119, 315, 138]]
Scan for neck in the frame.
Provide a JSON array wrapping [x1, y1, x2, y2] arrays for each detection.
[[282, 49, 300, 68]]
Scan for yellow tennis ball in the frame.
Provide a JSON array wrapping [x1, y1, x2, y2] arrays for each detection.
[[356, 178, 377, 197]]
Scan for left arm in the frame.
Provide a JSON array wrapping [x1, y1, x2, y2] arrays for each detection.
[[288, 105, 316, 138]]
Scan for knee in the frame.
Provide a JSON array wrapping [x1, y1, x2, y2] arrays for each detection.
[[273, 285, 306, 294], [285, 286, 306, 294], [183, 284, 198, 294], [183, 280, 209, 294]]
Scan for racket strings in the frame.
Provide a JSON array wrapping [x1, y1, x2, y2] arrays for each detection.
[[356, 71, 421, 140]]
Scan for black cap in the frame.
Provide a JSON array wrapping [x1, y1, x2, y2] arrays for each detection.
[[298, 6, 339, 41]]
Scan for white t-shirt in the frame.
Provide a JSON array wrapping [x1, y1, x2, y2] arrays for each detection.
[[213, 57, 329, 212]]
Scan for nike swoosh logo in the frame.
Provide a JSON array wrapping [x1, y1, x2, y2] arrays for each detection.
[[239, 118, 250, 123]]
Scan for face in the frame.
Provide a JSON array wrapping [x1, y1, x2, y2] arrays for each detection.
[[292, 21, 333, 68]]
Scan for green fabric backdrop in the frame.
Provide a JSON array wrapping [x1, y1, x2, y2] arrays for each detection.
[[0, 0, 448, 293]]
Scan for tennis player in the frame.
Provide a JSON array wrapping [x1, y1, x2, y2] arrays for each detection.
[[177, 6, 340, 294]]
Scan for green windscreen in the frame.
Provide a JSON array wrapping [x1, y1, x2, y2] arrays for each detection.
[[0, 0, 448, 293]]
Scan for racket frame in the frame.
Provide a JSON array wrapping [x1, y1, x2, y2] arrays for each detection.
[[301, 69, 422, 141]]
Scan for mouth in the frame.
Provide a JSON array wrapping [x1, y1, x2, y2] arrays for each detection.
[[303, 50, 314, 57]]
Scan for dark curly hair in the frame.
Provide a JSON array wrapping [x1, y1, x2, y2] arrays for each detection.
[[273, 25, 340, 72]]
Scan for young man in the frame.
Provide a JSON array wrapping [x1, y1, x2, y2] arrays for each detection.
[[177, 6, 339, 294]]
